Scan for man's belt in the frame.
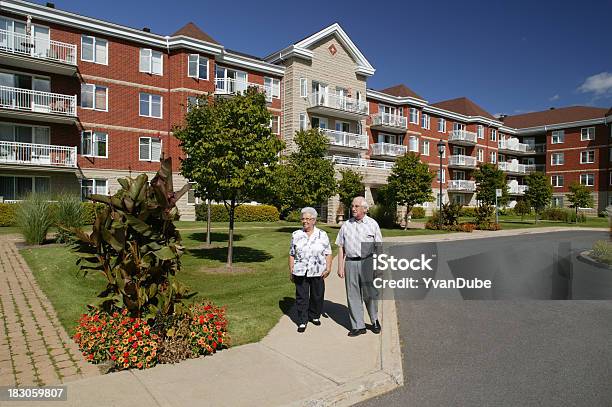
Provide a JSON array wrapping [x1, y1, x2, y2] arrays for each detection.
[[345, 254, 373, 261]]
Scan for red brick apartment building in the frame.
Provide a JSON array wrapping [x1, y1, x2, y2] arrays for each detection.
[[0, 0, 610, 221]]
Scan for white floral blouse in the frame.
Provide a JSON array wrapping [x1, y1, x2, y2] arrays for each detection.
[[289, 227, 332, 277]]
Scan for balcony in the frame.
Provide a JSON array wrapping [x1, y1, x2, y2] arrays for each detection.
[[448, 154, 477, 168], [370, 142, 407, 158], [498, 138, 534, 155], [448, 130, 478, 146], [498, 160, 536, 175], [0, 29, 77, 75], [0, 86, 77, 123], [508, 182, 528, 195], [533, 143, 546, 155], [370, 112, 407, 133], [326, 155, 394, 170], [214, 78, 273, 101], [308, 92, 369, 120], [447, 180, 476, 193], [322, 129, 368, 150], [0, 141, 77, 170]]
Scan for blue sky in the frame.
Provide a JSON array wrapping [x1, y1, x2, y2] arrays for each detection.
[[39, 0, 612, 116]]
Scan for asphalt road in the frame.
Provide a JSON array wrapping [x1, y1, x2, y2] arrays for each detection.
[[357, 231, 612, 407]]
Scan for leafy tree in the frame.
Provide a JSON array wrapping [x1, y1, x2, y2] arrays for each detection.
[[513, 199, 531, 221], [386, 152, 435, 230], [337, 169, 364, 218], [567, 182, 594, 223], [474, 163, 508, 206], [269, 129, 336, 214], [175, 89, 284, 270], [524, 172, 552, 223]]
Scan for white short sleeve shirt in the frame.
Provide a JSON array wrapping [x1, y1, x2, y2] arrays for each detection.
[[289, 227, 332, 277]]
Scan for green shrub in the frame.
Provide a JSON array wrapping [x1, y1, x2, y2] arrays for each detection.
[[410, 206, 426, 219], [368, 204, 396, 228], [591, 240, 612, 265], [541, 207, 586, 223], [195, 204, 279, 222], [55, 193, 84, 243], [286, 209, 301, 223], [460, 207, 477, 218], [0, 203, 18, 226], [16, 194, 56, 245], [81, 202, 106, 225], [513, 200, 532, 219]]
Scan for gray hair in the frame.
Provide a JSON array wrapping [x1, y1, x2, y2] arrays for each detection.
[[353, 196, 369, 210], [301, 207, 318, 219]]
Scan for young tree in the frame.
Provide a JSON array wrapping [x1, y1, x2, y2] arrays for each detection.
[[524, 172, 552, 223], [337, 169, 365, 218], [175, 89, 284, 270], [474, 163, 508, 224], [513, 199, 531, 221], [386, 152, 435, 230], [567, 182, 594, 223]]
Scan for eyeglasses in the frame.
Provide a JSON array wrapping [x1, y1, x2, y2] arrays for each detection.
[[301, 218, 315, 221], [351, 205, 363, 208]]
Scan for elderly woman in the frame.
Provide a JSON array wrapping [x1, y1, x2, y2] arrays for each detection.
[[289, 207, 333, 333]]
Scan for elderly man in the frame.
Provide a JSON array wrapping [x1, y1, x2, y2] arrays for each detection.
[[336, 196, 383, 337]]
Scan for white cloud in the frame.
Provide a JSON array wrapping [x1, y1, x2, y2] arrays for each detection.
[[549, 94, 560, 101], [577, 72, 612, 95]]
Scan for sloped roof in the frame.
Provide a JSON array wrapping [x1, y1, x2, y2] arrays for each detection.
[[172, 22, 219, 45], [503, 106, 609, 129], [430, 97, 495, 120], [378, 84, 424, 101]]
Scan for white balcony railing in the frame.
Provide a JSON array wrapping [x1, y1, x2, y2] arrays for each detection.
[[448, 130, 478, 144], [309, 92, 369, 115], [498, 138, 533, 154], [448, 180, 476, 192], [326, 155, 394, 170], [508, 183, 528, 195], [370, 112, 407, 129], [0, 29, 77, 65], [0, 141, 77, 168], [0, 86, 77, 116], [214, 78, 273, 101], [322, 129, 368, 149], [370, 142, 407, 157], [498, 161, 536, 174], [448, 154, 477, 167]]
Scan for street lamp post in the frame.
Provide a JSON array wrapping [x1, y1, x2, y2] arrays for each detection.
[[437, 140, 445, 225]]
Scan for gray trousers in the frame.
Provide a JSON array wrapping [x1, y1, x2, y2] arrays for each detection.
[[345, 258, 378, 330]]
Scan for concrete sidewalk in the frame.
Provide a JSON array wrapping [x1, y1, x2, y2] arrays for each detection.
[[7, 257, 402, 407]]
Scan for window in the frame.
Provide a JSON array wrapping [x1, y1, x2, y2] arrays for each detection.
[[139, 93, 162, 118], [551, 152, 564, 165], [186, 96, 201, 112], [552, 196, 564, 208], [551, 175, 564, 187], [421, 114, 430, 129], [477, 125, 484, 139], [187, 183, 201, 205], [437, 169, 445, 183], [409, 136, 418, 152], [139, 137, 162, 161], [581, 127, 595, 141], [139, 49, 163, 75], [0, 176, 49, 200], [490, 151, 497, 164], [81, 35, 107, 64], [269, 116, 280, 135], [409, 108, 418, 124], [300, 78, 307, 97], [422, 140, 430, 156], [490, 129, 497, 141], [264, 77, 280, 100], [580, 150, 595, 164], [551, 130, 564, 144], [81, 179, 107, 200], [477, 149, 484, 162], [81, 131, 108, 158], [81, 84, 107, 111], [453, 122, 466, 131], [438, 118, 446, 133], [580, 173, 594, 186], [188, 54, 208, 80], [299, 113, 307, 131]]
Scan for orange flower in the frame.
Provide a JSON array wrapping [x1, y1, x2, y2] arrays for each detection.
[[131, 356, 138, 362], [190, 332, 196, 338], [137, 362, 143, 369], [146, 356, 152, 362], [123, 363, 129, 368], [143, 347, 149, 352]]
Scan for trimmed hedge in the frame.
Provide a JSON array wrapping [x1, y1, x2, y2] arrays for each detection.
[[541, 207, 586, 223], [0, 203, 17, 226], [410, 207, 426, 219], [195, 204, 280, 222], [0, 201, 105, 227]]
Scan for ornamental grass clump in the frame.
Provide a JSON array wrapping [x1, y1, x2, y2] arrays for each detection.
[[55, 193, 84, 243], [17, 193, 56, 245]]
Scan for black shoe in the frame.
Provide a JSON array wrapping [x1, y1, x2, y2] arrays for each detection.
[[309, 318, 321, 326], [371, 320, 381, 334], [297, 324, 306, 333], [347, 328, 366, 337]]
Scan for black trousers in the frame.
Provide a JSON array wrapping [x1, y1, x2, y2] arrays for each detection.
[[294, 275, 325, 325]]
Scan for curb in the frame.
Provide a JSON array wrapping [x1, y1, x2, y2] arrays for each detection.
[[577, 250, 612, 270]]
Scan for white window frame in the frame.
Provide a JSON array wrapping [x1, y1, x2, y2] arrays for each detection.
[[299, 113, 307, 131], [187, 54, 208, 80], [437, 168, 445, 183], [299, 78, 308, 98], [477, 149, 484, 162], [422, 140, 430, 156], [477, 125, 484, 139], [552, 196, 564, 208], [81, 35, 107, 65], [139, 48, 163, 75], [580, 127, 595, 141], [139, 93, 163, 119], [80, 84, 108, 111], [138, 137, 162, 161], [551, 130, 564, 144], [269, 115, 280, 135], [409, 136, 419, 152], [490, 129, 497, 141], [490, 151, 497, 164], [264, 77, 281, 99], [551, 175, 564, 188], [580, 150, 595, 164], [551, 152, 564, 166], [438, 118, 446, 133], [580, 173, 594, 186], [81, 178, 108, 201], [421, 113, 430, 130], [409, 108, 419, 124], [81, 131, 108, 158]]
